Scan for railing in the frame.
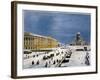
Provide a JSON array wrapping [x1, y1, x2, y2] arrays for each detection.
[[55, 49, 72, 67]]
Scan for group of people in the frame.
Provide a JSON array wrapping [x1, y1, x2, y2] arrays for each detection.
[[30, 48, 72, 68]]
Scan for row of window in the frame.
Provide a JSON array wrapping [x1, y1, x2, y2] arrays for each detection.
[[24, 40, 56, 45], [24, 36, 56, 42], [24, 37, 34, 40]]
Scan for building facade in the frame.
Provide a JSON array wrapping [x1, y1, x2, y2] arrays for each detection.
[[24, 32, 59, 50]]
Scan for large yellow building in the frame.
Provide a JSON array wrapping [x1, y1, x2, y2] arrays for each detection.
[[24, 32, 60, 50]]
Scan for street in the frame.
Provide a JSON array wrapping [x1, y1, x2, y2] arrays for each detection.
[[23, 46, 90, 69]]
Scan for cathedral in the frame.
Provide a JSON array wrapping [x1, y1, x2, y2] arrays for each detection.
[[70, 32, 88, 46]]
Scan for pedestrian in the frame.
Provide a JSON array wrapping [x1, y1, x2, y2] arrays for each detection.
[[37, 60, 39, 65], [85, 52, 90, 65], [53, 60, 55, 64], [45, 62, 48, 67], [32, 61, 34, 65]]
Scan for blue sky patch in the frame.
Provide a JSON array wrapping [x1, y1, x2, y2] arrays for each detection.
[[23, 10, 91, 44]]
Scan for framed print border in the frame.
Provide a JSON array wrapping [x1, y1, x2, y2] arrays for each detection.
[[11, 1, 98, 79]]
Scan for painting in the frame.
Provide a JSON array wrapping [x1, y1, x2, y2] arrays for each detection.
[[11, 1, 98, 78]]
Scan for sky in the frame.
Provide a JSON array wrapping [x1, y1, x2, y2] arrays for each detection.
[[23, 10, 91, 44]]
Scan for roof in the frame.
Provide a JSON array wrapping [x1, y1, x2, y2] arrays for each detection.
[[24, 32, 58, 41]]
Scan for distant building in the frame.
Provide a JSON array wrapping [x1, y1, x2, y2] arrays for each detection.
[[24, 32, 60, 50], [70, 32, 88, 46]]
